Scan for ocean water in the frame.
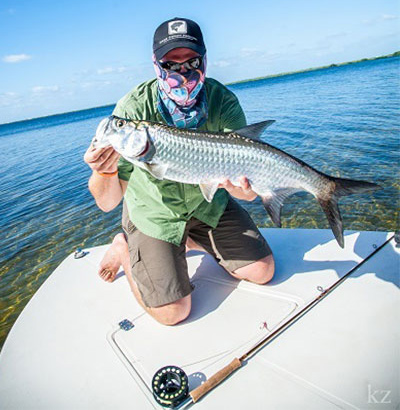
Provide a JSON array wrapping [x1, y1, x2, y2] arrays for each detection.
[[0, 57, 399, 348]]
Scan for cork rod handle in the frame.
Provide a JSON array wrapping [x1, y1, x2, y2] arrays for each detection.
[[189, 358, 242, 403]]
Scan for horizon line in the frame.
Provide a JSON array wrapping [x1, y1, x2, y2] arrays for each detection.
[[1, 50, 398, 127]]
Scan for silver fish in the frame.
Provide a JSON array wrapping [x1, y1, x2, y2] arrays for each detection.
[[93, 115, 379, 248]]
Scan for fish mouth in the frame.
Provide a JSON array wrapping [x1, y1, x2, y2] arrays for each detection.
[[138, 140, 150, 157]]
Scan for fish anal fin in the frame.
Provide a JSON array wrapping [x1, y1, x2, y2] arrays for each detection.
[[261, 188, 299, 227], [143, 163, 168, 180], [235, 120, 275, 141], [199, 181, 220, 202]]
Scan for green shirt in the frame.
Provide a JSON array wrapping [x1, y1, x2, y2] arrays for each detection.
[[113, 77, 246, 246]]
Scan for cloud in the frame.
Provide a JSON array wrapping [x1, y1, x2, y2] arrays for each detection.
[[2, 54, 32, 63], [96, 66, 129, 75], [382, 14, 397, 21], [326, 32, 348, 39], [210, 60, 231, 68], [97, 67, 114, 75], [32, 85, 59, 93], [240, 47, 259, 57], [79, 80, 114, 90], [362, 14, 398, 25], [0, 92, 20, 107]]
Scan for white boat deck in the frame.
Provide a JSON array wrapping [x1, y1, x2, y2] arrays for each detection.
[[0, 228, 398, 409]]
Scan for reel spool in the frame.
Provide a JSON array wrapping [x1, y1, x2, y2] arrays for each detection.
[[152, 366, 189, 408]]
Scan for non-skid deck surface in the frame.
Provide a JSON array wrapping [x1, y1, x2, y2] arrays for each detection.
[[108, 229, 395, 406], [0, 229, 397, 410]]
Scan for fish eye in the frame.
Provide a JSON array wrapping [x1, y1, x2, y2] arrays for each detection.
[[115, 118, 127, 128]]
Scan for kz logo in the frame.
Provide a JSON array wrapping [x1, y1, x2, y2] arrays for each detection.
[[367, 384, 392, 404], [168, 21, 187, 35]]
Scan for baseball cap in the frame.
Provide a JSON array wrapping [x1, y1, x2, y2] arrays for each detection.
[[153, 17, 206, 60]]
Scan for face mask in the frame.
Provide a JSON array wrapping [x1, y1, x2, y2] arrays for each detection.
[[153, 53, 207, 107]]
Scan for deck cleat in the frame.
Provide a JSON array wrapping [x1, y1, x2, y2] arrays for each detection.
[[74, 248, 87, 259]]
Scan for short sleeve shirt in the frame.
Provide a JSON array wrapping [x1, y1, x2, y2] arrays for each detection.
[[113, 77, 246, 246]]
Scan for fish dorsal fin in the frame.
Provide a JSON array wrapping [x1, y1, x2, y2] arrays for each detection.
[[199, 181, 220, 202], [234, 120, 275, 141], [261, 188, 299, 227]]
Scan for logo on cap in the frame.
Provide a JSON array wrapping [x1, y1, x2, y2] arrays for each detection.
[[168, 20, 187, 35]]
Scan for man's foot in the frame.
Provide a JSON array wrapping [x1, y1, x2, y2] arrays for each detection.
[[98, 233, 128, 282]]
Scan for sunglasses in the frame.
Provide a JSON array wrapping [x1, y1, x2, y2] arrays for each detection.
[[159, 56, 202, 72]]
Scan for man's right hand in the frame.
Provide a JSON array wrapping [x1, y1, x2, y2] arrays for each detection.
[[84, 142, 126, 212], [84, 143, 120, 174]]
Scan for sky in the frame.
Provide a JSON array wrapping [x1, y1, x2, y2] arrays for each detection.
[[0, 0, 399, 124]]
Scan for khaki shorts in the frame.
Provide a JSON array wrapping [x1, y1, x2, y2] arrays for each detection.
[[122, 198, 272, 308]]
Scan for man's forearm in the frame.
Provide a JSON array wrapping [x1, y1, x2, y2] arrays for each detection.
[[88, 171, 124, 212]]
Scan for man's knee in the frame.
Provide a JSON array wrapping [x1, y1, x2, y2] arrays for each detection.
[[151, 294, 191, 326], [234, 254, 275, 285]]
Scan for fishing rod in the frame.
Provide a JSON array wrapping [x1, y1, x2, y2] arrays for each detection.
[[152, 234, 395, 408]]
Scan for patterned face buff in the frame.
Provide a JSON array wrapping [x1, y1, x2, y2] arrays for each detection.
[[153, 53, 208, 129]]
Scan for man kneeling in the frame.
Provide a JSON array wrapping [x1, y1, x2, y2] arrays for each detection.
[[84, 17, 274, 325]]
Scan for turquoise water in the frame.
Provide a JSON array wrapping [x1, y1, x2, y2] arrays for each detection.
[[0, 57, 399, 348]]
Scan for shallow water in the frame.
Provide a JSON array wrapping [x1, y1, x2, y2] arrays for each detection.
[[0, 57, 399, 349]]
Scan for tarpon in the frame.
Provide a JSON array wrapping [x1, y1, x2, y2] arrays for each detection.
[[93, 115, 380, 248]]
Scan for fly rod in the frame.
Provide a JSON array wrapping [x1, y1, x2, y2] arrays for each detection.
[[152, 234, 394, 408]]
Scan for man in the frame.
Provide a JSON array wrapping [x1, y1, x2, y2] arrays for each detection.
[[84, 17, 274, 326]]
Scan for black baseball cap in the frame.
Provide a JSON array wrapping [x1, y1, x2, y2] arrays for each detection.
[[153, 17, 206, 60]]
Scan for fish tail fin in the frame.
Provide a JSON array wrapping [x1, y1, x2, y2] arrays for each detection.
[[318, 177, 380, 248]]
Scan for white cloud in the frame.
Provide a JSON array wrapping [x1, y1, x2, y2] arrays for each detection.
[[80, 80, 113, 89], [240, 47, 260, 58], [2, 54, 32, 63], [363, 14, 398, 25], [97, 67, 114, 75], [0, 91, 20, 107], [32, 85, 59, 93], [81, 82, 95, 89], [96, 66, 129, 75], [382, 14, 397, 21], [211, 60, 231, 68], [326, 32, 348, 39]]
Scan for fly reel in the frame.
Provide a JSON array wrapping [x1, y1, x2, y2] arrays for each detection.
[[152, 366, 189, 408]]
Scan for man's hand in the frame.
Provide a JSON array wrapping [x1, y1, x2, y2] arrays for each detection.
[[84, 142, 125, 212], [219, 176, 257, 201], [84, 143, 120, 174]]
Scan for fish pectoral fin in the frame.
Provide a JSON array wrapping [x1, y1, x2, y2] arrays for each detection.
[[261, 188, 299, 227], [143, 163, 168, 180], [199, 181, 220, 202], [234, 120, 275, 141]]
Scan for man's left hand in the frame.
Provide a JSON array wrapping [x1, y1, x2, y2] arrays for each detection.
[[219, 176, 257, 201]]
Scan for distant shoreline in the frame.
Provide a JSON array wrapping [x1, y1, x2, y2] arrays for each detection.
[[226, 51, 400, 86], [1, 51, 399, 127]]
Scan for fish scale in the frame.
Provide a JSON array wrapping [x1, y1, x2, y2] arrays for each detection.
[[155, 126, 314, 191], [93, 116, 380, 248], [154, 124, 322, 191], [154, 127, 274, 187]]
